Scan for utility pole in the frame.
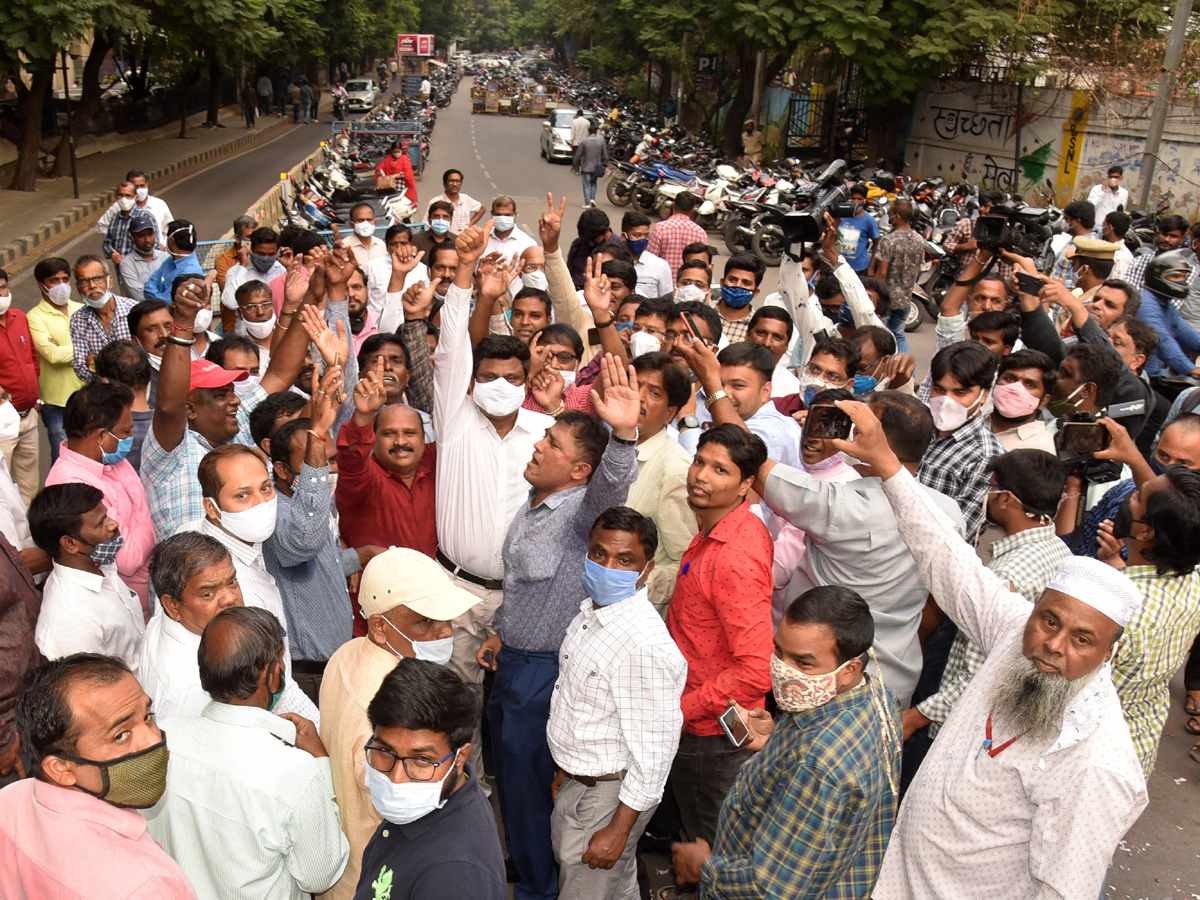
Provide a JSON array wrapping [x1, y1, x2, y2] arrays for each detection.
[[1138, 0, 1193, 209], [60, 50, 79, 199], [750, 50, 765, 125]]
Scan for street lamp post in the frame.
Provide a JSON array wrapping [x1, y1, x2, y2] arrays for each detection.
[[1137, 0, 1193, 210]]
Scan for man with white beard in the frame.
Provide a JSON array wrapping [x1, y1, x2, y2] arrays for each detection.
[[829, 400, 1149, 900]]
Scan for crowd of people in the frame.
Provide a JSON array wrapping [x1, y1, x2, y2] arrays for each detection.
[[0, 159, 1198, 900]]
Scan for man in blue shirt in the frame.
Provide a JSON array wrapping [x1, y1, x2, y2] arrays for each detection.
[[836, 183, 880, 276], [144, 220, 203, 302], [1137, 249, 1200, 377]]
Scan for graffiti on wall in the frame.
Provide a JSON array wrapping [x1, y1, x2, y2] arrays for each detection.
[[931, 106, 1014, 143]]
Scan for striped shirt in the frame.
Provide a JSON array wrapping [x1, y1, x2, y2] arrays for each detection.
[[69, 296, 135, 382], [1111, 564, 1200, 775], [146, 702, 349, 899]]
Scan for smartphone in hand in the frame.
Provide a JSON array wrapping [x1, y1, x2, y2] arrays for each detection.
[[718, 704, 749, 748]]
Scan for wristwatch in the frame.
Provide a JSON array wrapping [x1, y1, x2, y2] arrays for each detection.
[[704, 389, 729, 411], [612, 429, 638, 446], [678, 414, 700, 430]]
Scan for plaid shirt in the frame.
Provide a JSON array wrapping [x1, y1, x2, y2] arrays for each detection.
[[68, 296, 135, 382], [102, 212, 161, 260], [1112, 565, 1200, 776], [1124, 252, 1198, 309], [714, 304, 753, 344], [648, 213, 708, 281], [916, 525, 1070, 734], [916, 413, 1003, 543], [941, 217, 1014, 282], [701, 676, 899, 900]]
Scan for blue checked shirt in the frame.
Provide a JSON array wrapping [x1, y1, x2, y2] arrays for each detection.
[[700, 675, 899, 900], [916, 413, 1003, 544], [102, 212, 161, 260], [141, 383, 266, 536], [69, 297, 135, 382]]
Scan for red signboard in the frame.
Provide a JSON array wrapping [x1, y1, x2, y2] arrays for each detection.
[[397, 34, 435, 56]]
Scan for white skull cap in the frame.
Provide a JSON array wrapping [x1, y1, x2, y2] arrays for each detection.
[[1045, 556, 1143, 627]]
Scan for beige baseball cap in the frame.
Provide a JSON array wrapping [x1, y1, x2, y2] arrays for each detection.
[[358, 548, 481, 621]]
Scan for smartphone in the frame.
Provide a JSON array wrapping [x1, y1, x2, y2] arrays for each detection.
[[1059, 421, 1111, 454], [830, 201, 858, 219], [1015, 271, 1046, 296], [972, 215, 1008, 244], [804, 404, 854, 441], [682, 311, 701, 339], [718, 704, 749, 748], [482, 650, 495, 668]]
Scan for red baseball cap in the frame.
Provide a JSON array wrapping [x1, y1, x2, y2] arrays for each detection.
[[189, 359, 249, 391]]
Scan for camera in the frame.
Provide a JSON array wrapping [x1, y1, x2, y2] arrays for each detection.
[[1055, 400, 1145, 483], [971, 203, 1053, 259], [780, 160, 852, 244]]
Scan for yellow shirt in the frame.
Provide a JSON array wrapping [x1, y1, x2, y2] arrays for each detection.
[[26, 299, 84, 405], [317, 637, 399, 900]]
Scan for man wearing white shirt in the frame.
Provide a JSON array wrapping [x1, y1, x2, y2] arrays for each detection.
[[28, 483, 144, 666], [746, 307, 801, 397], [1087, 165, 1129, 224], [365, 226, 430, 331], [146, 606, 349, 900], [220, 228, 285, 313], [548, 507, 686, 899], [621, 211, 673, 298], [139, 531, 244, 719], [346, 203, 389, 265], [95, 169, 173, 242], [425, 168, 485, 232], [484, 196, 537, 261], [434, 224, 555, 778], [1102, 210, 1135, 281]]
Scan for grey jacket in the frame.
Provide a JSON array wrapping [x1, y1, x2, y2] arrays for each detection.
[[573, 134, 608, 175]]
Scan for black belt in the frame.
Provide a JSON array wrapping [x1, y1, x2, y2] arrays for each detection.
[[565, 771, 625, 787], [437, 549, 503, 591], [291, 659, 328, 676]]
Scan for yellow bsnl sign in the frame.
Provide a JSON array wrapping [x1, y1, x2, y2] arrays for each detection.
[[1054, 93, 1091, 204]]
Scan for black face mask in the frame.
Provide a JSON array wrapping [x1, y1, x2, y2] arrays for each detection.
[[1111, 493, 1143, 540]]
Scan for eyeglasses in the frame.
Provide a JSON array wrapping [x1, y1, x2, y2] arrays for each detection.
[[241, 301, 273, 315], [663, 329, 717, 349], [548, 351, 578, 366], [625, 324, 665, 339], [364, 740, 453, 781], [522, 263, 545, 273], [78, 275, 109, 287], [804, 363, 850, 384]]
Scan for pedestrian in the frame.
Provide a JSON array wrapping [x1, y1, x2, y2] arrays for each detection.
[[242, 76, 257, 128], [871, 197, 925, 353], [299, 78, 314, 125], [276, 74, 289, 116], [310, 81, 321, 123], [289, 80, 302, 124], [572, 121, 608, 210], [741, 119, 764, 168], [256, 72, 272, 115]]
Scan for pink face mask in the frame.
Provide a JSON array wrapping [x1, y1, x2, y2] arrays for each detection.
[[992, 380, 1041, 418]]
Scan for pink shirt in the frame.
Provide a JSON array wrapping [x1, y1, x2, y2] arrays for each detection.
[[0, 778, 197, 899], [46, 444, 158, 618], [351, 307, 379, 355]]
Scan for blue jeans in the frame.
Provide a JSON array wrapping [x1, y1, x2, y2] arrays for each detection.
[[582, 171, 599, 206], [41, 404, 66, 463], [886, 306, 912, 354]]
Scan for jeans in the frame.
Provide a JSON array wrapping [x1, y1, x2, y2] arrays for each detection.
[[886, 306, 912, 354], [668, 731, 751, 846], [582, 171, 599, 206], [41, 404, 66, 463], [1185, 632, 1200, 693], [258, 93, 270, 114], [292, 102, 302, 123]]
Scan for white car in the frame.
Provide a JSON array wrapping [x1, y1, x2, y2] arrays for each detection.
[[345, 79, 380, 111], [540, 107, 578, 162]]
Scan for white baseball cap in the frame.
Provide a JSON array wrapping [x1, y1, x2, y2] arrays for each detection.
[[358, 548, 481, 621]]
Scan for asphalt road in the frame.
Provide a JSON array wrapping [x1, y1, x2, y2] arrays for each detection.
[[8, 76, 1197, 898]]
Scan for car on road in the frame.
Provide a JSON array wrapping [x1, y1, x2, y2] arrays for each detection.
[[344, 79, 380, 111], [540, 107, 578, 162]]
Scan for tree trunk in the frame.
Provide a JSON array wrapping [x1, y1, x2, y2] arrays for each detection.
[[721, 52, 786, 159], [206, 52, 222, 126], [51, 37, 113, 178], [179, 76, 191, 138], [8, 66, 54, 192]]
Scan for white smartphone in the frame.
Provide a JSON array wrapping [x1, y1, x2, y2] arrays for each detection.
[[718, 704, 749, 748]]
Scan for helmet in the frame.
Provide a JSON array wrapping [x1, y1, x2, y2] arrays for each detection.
[[1144, 249, 1192, 300]]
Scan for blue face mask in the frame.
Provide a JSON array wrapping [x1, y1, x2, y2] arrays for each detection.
[[853, 374, 878, 395], [1149, 455, 1166, 476], [429, 219, 451, 235], [268, 665, 286, 711], [625, 237, 649, 255], [101, 431, 134, 466], [581, 557, 645, 607], [493, 215, 515, 233], [803, 384, 819, 405], [721, 284, 753, 309]]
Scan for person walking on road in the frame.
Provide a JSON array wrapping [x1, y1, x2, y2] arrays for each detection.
[[289, 80, 302, 123], [573, 122, 608, 210], [299, 79, 314, 125], [276, 74, 289, 116], [256, 73, 272, 115]]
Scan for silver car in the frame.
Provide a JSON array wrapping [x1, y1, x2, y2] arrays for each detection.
[[540, 107, 578, 162], [345, 79, 380, 111]]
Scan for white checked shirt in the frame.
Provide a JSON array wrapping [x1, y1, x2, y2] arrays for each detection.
[[35, 563, 145, 667], [547, 587, 687, 811], [145, 702, 349, 900], [433, 283, 554, 579]]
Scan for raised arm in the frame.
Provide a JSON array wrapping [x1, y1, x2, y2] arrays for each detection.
[[539, 193, 588, 334], [151, 275, 211, 452], [434, 222, 492, 426], [582, 256, 627, 365], [397, 280, 436, 414]]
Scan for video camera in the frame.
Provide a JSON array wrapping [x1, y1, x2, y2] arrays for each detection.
[[971, 203, 1054, 259], [780, 160, 857, 244], [1055, 399, 1146, 484]]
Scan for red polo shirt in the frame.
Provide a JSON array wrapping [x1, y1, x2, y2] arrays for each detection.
[[666, 500, 774, 736], [0, 310, 40, 411]]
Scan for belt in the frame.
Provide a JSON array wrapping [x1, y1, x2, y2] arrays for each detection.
[[565, 770, 625, 787], [437, 549, 503, 591], [290, 659, 328, 676]]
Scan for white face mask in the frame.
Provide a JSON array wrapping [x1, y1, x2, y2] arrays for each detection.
[[628, 331, 662, 358], [365, 748, 459, 824], [0, 293, 10, 315], [117, 196, 136, 213], [147, 351, 163, 371], [45, 283, 72, 306], [83, 287, 113, 310], [233, 374, 261, 398], [214, 496, 278, 543], [559, 368, 578, 387], [193, 307, 214, 334], [135, 186, 149, 202], [382, 618, 453, 665], [929, 392, 984, 432], [675, 284, 707, 304], [522, 270, 548, 291], [353, 220, 376, 238], [244, 314, 277, 340], [472, 377, 526, 417]]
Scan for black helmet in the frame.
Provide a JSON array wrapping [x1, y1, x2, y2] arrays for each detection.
[[1144, 249, 1192, 300]]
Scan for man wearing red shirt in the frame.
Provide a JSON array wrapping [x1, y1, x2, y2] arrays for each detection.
[[665, 422, 773, 848], [0, 272, 42, 505], [648, 192, 709, 281]]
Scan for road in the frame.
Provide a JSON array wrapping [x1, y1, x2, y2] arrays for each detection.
[[9, 77, 1197, 898]]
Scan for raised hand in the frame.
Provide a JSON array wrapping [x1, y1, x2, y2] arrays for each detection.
[[352, 357, 388, 424], [172, 276, 208, 328], [539, 192, 567, 253], [673, 314, 721, 393], [529, 365, 565, 413], [284, 262, 310, 305], [527, 330, 551, 378], [391, 242, 425, 275], [402, 279, 439, 321], [236, 241, 250, 268], [477, 251, 513, 303], [591, 352, 640, 439], [298, 305, 350, 367], [455, 220, 493, 266], [582, 255, 612, 321], [322, 244, 356, 287], [829, 399, 900, 478], [310, 364, 344, 434], [1096, 519, 1127, 569]]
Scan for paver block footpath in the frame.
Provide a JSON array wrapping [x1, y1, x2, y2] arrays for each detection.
[[0, 117, 296, 274]]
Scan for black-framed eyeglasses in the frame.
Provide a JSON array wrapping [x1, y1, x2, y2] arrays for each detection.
[[364, 740, 453, 781], [663, 329, 717, 349], [548, 351, 578, 366], [78, 275, 109, 287]]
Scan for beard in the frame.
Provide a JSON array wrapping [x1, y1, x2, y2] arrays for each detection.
[[990, 644, 1090, 741]]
